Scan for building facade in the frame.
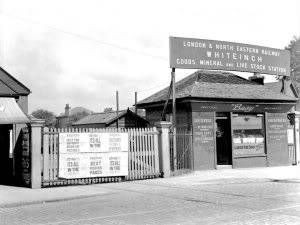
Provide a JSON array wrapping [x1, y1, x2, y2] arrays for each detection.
[[137, 71, 298, 170], [0, 67, 31, 184]]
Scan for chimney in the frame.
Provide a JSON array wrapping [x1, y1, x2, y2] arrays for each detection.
[[280, 77, 287, 94], [65, 104, 70, 116], [248, 73, 264, 85]]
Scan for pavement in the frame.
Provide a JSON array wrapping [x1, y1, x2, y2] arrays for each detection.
[[0, 166, 300, 224], [0, 166, 299, 208]]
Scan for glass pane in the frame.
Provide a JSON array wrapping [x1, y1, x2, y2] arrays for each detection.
[[232, 115, 262, 130], [232, 114, 265, 156]]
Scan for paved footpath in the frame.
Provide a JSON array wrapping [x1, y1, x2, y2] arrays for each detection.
[[0, 166, 300, 224]]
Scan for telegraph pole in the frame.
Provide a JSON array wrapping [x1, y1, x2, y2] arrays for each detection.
[[116, 90, 119, 128]]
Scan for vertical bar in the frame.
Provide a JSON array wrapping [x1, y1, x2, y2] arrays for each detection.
[[145, 128, 151, 176], [129, 129, 133, 180], [116, 90, 119, 129], [150, 128, 155, 175], [229, 112, 234, 169], [49, 128, 54, 181], [132, 128, 137, 180], [135, 91, 138, 127], [137, 128, 142, 179], [43, 127, 50, 182], [144, 128, 148, 176], [153, 127, 160, 175], [171, 68, 177, 170], [53, 129, 58, 180]]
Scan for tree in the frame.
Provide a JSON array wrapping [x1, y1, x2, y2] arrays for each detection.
[[104, 107, 113, 113], [285, 36, 300, 89], [69, 111, 90, 122], [31, 109, 56, 127]]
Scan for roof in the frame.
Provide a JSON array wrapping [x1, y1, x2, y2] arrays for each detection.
[[137, 70, 297, 106], [0, 97, 30, 124], [0, 67, 31, 96], [73, 109, 147, 125], [264, 80, 299, 99]]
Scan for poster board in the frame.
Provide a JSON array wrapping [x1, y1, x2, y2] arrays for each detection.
[[58, 132, 128, 179]]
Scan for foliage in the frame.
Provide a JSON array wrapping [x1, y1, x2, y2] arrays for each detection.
[[104, 107, 113, 113], [69, 111, 90, 122], [31, 109, 56, 127], [285, 36, 300, 87]]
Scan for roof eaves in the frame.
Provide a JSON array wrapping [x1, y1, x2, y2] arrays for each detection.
[[105, 110, 127, 125], [0, 67, 31, 95]]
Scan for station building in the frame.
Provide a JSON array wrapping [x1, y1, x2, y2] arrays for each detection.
[[0, 67, 30, 184], [137, 70, 298, 170]]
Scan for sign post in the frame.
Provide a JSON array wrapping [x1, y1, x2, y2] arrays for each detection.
[[171, 68, 177, 170]]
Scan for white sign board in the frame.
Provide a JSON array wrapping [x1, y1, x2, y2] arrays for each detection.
[[59, 132, 128, 153], [58, 132, 128, 179]]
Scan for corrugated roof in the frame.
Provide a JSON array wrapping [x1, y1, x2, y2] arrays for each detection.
[[137, 71, 297, 105], [0, 67, 30, 96]]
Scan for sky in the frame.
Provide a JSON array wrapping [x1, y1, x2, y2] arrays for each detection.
[[0, 0, 299, 115]]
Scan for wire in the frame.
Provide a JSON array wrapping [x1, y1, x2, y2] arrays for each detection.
[[0, 11, 168, 61]]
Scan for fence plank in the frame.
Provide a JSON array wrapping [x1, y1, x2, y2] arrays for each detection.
[[53, 129, 58, 180], [43, 127, 50, 181], [133, 128, 137, 180], [144, 128, 149, 176], [153, 127, 160, 175], [49, 128, 54, 181], [150, 128, 155, 175]]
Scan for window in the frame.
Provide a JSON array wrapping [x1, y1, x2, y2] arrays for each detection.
[[232, 114, 265, 157]]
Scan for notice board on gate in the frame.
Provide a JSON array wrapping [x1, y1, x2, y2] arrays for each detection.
[[58, 132, 128, 179]]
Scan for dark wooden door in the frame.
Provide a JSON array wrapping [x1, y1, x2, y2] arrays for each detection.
[[216, 117, 232, 165], [0, 125, 12, 184]]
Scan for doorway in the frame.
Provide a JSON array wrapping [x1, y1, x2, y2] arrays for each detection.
[[216, 113, 232, 165], [0, 124, 13, 184]]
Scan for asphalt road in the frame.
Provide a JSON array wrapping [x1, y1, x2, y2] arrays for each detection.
[[1, 175, 300, 224]]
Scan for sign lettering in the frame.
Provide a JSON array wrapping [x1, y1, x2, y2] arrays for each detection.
[[170, 37, 290, 76], [59, 132, 128, 179]]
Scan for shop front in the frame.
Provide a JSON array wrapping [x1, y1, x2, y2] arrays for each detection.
[[191, 101, 294, 170], [137, 70, 298, 171]]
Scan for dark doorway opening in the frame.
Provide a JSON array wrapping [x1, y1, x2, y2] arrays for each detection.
[[0, 124, 14, 185], [216, 113, 232, 165]]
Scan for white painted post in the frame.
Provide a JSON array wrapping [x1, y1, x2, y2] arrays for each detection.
[[30, 118, 45, 189], [295, 116, 300, 165], [155, 121, 172, 177]]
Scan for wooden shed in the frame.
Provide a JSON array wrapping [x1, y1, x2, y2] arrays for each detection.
[[72, 108, 148, 129]]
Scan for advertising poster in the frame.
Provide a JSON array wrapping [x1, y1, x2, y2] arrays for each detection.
[[58, 132, 128, 179]]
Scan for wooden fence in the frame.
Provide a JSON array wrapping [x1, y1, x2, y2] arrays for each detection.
[[41, 127, 160, 187], [169, 129, 193, 175], [288, 144, 296, 165]]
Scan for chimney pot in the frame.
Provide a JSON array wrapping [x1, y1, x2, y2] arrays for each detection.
[[249, 74, 264, 85], [65, 104, 70, 116]]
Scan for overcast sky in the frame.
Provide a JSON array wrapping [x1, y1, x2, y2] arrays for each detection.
[[0, 0, 299, 114]]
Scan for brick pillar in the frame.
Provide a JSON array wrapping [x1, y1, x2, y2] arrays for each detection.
[[155, 121, 172, 177], [30, 118, 44, 189]]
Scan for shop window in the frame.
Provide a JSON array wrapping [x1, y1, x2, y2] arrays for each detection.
[[232, 114, 265, 157]]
